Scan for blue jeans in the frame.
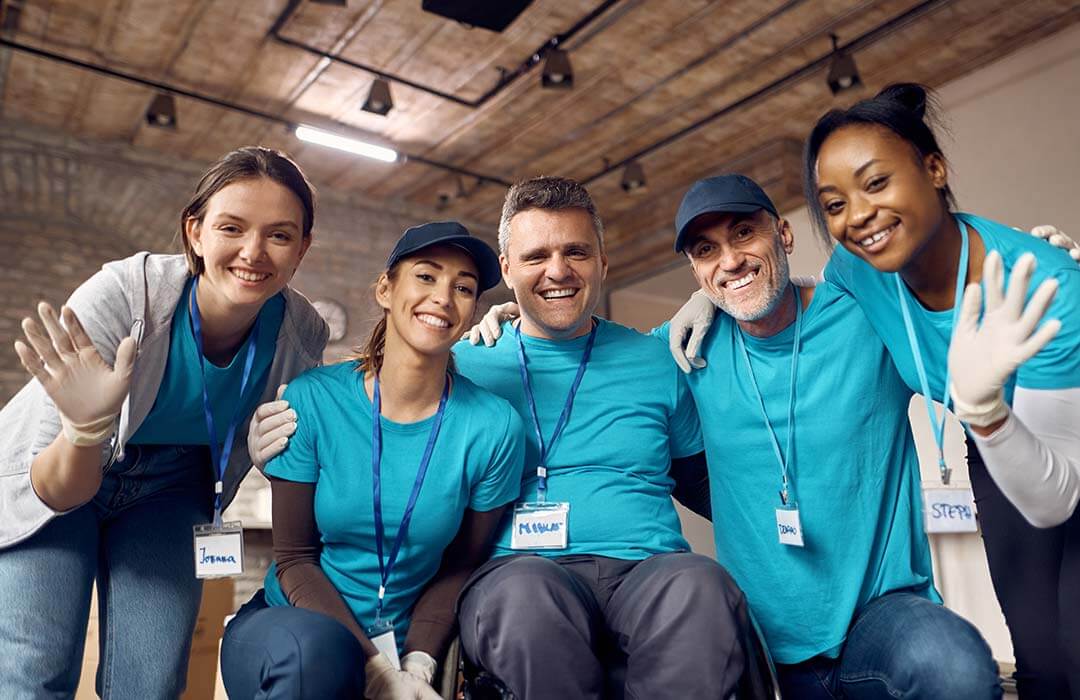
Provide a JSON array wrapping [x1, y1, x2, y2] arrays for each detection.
[[776, 592, 1002, 699], [220, 590, 367, 699], [0, 444, 213, 699]]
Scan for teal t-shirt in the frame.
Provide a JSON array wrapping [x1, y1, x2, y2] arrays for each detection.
[[130, 279, 284, 445], [262, 362, 524, 650], [453, 318, 704, 560], [824, 212, 1080, 401], [654, 282, 938, 664]]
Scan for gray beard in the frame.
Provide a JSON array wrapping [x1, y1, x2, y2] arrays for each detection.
[[706, 239, 791, 322]]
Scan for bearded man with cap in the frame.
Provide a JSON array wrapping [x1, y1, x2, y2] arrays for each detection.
[[654, 175, 1001, 699]]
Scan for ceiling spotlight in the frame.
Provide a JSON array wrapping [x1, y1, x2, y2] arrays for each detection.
[[621, 161, 647, 194], [362, 78, 394, 116], [145, 92, 177, 129], [294, 125, 398, 162], [541, 47, 573, 89], [826, 34, 862, 95]]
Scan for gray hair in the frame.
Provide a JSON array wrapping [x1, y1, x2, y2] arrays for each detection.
[[497, 176, 605, 255]]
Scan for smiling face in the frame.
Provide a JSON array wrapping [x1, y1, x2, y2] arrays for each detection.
[[185, 176, 311, 312], [377, 244, 480, 359], [500, 207, 608, 340], [815, 124, 951, 272], [685, 209, 793, 322]]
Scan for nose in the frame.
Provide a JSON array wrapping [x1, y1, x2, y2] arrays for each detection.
[[718, 244, 747, 273], [847, 192, 876, 229], [544, 254, 573, 281], [428, 279, 451, 308], [239, 231, 269, 263]]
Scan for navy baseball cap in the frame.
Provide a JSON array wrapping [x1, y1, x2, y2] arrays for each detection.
[[386, 221, 502, 293], [674, 174, 779, 252]]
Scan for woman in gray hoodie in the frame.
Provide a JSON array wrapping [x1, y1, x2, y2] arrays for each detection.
[[0, 146, 328, 698]]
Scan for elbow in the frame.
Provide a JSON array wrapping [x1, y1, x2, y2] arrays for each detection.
[[1020, 501, 1076, 529]]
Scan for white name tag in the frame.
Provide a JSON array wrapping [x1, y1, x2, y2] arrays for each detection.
[[775, 506, 804, 547], [922, 486, 978, 533], [193, 521, 244, 579], [511, 502, 569, 550], [366, 620, 401, 670]]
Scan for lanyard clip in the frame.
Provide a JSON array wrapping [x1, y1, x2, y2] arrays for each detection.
[[779, 488, 789, 506], [940, 464, 952, 487]]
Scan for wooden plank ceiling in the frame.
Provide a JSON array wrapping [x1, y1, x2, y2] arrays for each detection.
[[2, 0, 1078, 288]]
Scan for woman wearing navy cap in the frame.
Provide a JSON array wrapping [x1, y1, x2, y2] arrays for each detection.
[[220, 222, 525, 699]]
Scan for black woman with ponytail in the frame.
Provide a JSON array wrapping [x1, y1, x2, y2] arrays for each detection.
[[808, 83, 1080, 698]]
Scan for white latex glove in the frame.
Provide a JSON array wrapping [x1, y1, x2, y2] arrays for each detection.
[[365, 653, 442, 700], [247, 384, 296, 470], [948, 252, 1061, 427], [1029, 225, 1080, 262], [400, 651, 438, 685], [668, 290, 715, 374], [462, 302, 519, 346], [14, 303, 135, 446]]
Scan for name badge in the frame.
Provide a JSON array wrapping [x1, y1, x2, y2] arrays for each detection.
[[366, 619, 401, 670], [922, 485, 978, 534], [775, 505, 804, 547], [511, 502, 569, 550], [193, 521, 244, 579]]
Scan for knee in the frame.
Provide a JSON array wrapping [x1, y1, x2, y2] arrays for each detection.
[[889, 619, 1000, 698], [467, 557, 576, 625], [657, 554, 744, 613]]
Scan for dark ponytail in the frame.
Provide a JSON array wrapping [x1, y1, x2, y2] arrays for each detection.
[[803, 82, 956, 247]]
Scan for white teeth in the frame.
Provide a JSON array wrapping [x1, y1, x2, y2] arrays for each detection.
[[417, 313, 450, 329], [231, 269, 271, 282], [540, 289, 576, 299], [724, 271, 756, 290], [859, 224, 896, 247]]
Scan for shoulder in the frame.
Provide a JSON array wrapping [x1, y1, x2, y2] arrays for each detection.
[[964, 213, 1078, 278], [285, 361, 357, 400], [596, 318, 669, 359], [450, 373, 521, 427]]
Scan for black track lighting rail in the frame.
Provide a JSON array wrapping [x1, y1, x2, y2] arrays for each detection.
[[0, 36, 512, 186], [581, 0, 948, 186], [268, 0, 621, 109]]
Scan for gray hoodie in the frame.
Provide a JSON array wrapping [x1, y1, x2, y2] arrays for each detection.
[[0, 252, 328, 548]]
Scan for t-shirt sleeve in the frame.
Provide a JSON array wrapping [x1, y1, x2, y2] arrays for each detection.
[[668, 369, 704, 459], [264, 380, 319, 483], [1016, 267, 1080, 390], [469, 405, 526, 511], [650, 321, 671, 343]]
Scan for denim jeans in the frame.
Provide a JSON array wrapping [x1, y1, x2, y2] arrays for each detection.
[[220, 590, 367, 699], [776, 592, 1002, 699], [0, 443, 213, 699]]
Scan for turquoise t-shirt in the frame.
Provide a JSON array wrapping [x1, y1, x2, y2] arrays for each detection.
[[824, 212, 1080, 401], [130, 279, 284, 445], [453, 318, 704, 560], [654, 282, 938, 665], [262, 362, 524, 650]]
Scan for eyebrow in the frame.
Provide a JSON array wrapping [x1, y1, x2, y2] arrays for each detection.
[[215, 213, 300, 230], [816, 158, 884, 196], [413, 259, 478, 281], [518, 241, 595, 258]]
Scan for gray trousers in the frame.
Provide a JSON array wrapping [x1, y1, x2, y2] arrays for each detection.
[[458, 552, 748, 700]]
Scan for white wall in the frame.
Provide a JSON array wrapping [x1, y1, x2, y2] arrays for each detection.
[[609, 23, 1080, 664]]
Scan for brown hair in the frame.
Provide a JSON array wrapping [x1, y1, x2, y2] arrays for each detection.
[[497, 176, 604, 255], [180, 146, 316, 274]]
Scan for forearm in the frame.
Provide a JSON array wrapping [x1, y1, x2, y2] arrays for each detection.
[[404, 506, 507, 659], [971, 387, 1080, 527], [29, 434, 104, 511], [276, 562, 379, 657]]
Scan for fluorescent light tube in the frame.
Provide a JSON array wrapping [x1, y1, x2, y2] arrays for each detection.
[[294, 125, 398, 163]]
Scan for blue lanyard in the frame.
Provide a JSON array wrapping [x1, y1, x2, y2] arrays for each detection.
[[514, 320, 598, 502], [734, 285, 803, 506], [893, 219, 969, 485], [371, 373, 449, 622], [189, 278, 260, 525]]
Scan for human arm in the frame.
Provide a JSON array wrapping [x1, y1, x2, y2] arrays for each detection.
[[16, 303, 135, 511], [948, 252, 1079, 526], [402, 505, 509, 674], [670, 451, 712, 521], [462, 302, 519, 346]]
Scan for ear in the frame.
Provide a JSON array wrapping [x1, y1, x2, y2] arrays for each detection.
[[184, 217, 204, 257], [374, 272, 392, 311], [924, 153, 949, 191], [778, 218, 795, 255], [297, 235, 313, 265], [599, 249, 609, 282], [500, 253, 514, 292]]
